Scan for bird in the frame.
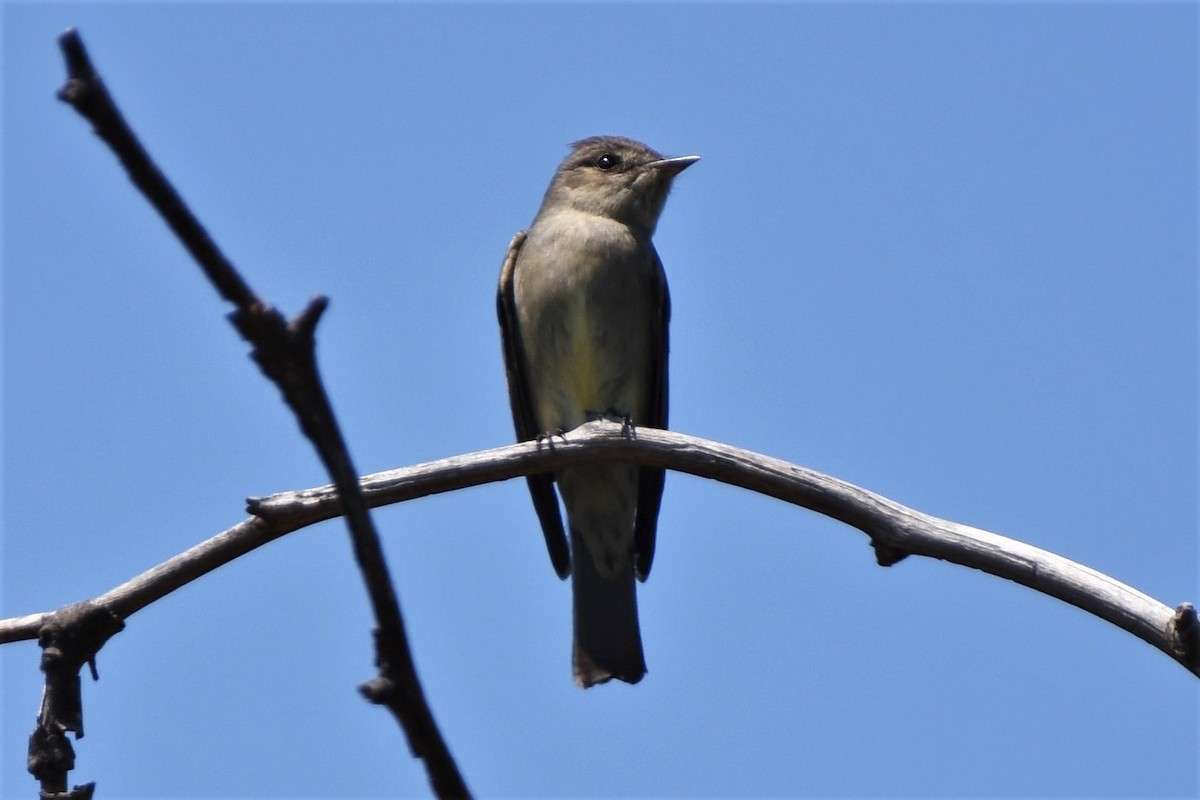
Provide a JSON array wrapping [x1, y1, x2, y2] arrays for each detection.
[[497, 135, 698, 687]]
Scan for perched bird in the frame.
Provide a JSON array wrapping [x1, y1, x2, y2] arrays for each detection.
[[497, 136, 698, 687]]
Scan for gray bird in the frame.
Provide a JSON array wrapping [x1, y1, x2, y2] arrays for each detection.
[[497, 136, 698, 687]]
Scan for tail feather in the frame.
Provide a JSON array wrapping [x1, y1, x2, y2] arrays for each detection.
[[571, 524, 646, 688]]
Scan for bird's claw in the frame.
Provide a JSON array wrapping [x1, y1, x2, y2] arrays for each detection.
[[535, 428, 568, 445]]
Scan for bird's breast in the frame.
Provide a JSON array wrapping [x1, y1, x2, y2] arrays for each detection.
[[515, 212, 655, 431]]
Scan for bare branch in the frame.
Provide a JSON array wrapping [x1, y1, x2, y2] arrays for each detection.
[[4, 421, 1194, 678], [56, 28, 255, 308], [26, 602, 123, 799], [53, 27, 467, 798]]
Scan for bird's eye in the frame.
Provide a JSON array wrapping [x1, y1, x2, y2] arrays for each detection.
[[596, 153, 621, 171]]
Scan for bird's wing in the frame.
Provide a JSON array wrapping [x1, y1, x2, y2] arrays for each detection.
[[497, 231, 571, 579], [634, 249, 670, 581]]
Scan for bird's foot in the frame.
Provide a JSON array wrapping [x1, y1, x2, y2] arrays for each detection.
[[535, 428, 568, 446]]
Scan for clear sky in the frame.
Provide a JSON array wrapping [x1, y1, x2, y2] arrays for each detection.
[[2, 3, 1197, 798]]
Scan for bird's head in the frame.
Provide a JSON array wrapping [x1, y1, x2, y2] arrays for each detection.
[[542, 136, 699, 235]]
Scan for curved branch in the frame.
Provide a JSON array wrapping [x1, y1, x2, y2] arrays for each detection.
[[3, 421, 1195, 676]]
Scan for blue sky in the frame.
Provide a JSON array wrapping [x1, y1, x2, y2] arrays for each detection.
[[2, 3, 1197, 798]]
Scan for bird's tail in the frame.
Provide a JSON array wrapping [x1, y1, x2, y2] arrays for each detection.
[[570, 522, 646, 688]]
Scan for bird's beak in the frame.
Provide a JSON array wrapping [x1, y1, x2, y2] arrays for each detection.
[[649, 154, 700, 177]]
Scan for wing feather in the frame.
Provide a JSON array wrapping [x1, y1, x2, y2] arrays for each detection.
[[634, 250, 670, 581], [497, 231, 571, 579]]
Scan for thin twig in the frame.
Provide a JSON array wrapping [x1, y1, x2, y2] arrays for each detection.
[[52, 27, 467, 798], [26, 602, 123, 800]]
